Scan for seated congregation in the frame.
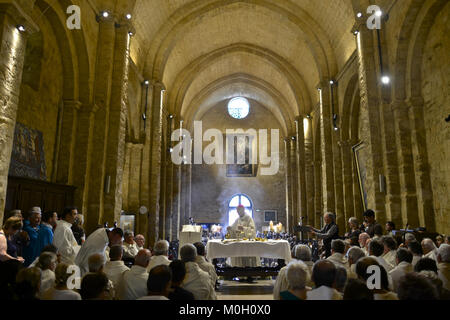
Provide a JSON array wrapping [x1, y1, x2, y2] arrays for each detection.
[[0, 207, 449, 300]]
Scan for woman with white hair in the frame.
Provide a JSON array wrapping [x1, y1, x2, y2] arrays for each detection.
[[280, 262, 310, 300]]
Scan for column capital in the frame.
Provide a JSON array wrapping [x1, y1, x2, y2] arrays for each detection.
[[407, 95, 425, 109], [63, 100, 82, 111], [0, 2, 39, 34], [152, 80, 166, 91]]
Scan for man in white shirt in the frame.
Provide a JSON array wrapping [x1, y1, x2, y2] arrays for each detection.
[[274, 244, 313, 300], [118, 249, 151, 300], [346, 246, 366, 279], [147, 240, 171, 272], [138, 265, 171, 300], [38, 251, 57, 296], [389, 248, 414, 292], [75, 227, 123, 276], [103, 245, 129, 296], [422, 238, 438, 261], [193, 242, 217, 289], [180, 244, 216, 300], [52, 207, 80, 265], [327, 239, 348, 271], [122, 231, 139, 259], [437, 244, 450, 290], [381, 236, 398, 269], [358, 233, 370, 256], [307, 260, 342, 300], [135, 234, 145, 251]]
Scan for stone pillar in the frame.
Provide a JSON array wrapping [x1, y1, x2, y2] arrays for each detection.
[[0, 2, 37, 224], [408, 96, 435, 230], [304, 118, 315, 226], [391, 100, 420, 228], [159, 124, 167, 241], [340, 140, 356, 228], [284, 139, 292, 232], [172, 163, 181, 240], [128, 143, 143, 229], [165, 117, 175, 241], [148, 81, 165, 247], [103, 22, 131, 226], [295, 117, 307, 224], [333, 132, 345, 232], [354, 28, 386, 223], [313, 159, 323, 227], [56, 100, 81, 185], [289, 136, 298, 227], [318, 84, 336, 213], [86, 15, 116, 232]]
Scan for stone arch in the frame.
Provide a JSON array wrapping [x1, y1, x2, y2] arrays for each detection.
[[184, 73, 293, 136], [169, 43, 312, 118], [339, 73, 359, 142], [145, 0, 337, 82]]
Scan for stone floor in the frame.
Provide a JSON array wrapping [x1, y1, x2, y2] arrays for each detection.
[[216, 279, 275, 300]]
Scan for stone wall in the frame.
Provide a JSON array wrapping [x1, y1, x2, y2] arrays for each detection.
[[16, 16, 63, 181], [422, 3, 450, 234], [190, 99, 286, 231]]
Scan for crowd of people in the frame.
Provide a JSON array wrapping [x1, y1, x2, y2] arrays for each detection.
[[0, 206, 449, 300]]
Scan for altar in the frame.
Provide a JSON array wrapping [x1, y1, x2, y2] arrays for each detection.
[[206, 239, 292, 262]]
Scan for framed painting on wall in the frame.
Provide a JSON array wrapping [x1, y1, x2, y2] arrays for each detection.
[[352, 141, 368, 212], [226, 134, 258, 177], [119, 214, 136, 234]]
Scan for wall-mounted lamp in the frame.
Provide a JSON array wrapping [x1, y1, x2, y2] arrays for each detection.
[[101, 11, 109, 18], [126, 14, 132, 20], [17, 25, 26, 32]]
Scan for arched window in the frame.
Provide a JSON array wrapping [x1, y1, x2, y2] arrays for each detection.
[[228, 97, 250, 119], [228, 194, 253, 226]]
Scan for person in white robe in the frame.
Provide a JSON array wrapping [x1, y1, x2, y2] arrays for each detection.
[[118, 249, 151, 300], [381, 236, 397, 270], [227, 205, 260, 268], [389, 248, 414, 292], [180, 244, 216, 300], [422, 238, 438, 261], [38, 252, 57, 296], [147, 240, 171, 272], [346, 246, 366, 279], [103, 245, 129, 297], [52, 207, 80, 265], [75, 227, 123, 276], [358, 233, 370, 256], [437, 244, 450, 290], [274, 244, 313, 300], [327, 239, 349, 271], [193, 242, 217, 289], [135, 234, 146, 251], [123, 231, 139, 259]]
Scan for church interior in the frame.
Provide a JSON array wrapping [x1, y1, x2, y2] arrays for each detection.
[[0, 0, 449, 301]]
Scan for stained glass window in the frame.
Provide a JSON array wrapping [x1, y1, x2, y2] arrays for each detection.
[[228, 194, 253, 226], [228, 97, 250, 119]]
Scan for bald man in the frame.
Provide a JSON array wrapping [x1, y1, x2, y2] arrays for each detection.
[[118, 249, 152, 300]]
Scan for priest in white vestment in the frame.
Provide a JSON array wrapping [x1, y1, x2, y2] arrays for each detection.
[[52, 208, 80, 265], [227, 205, 260, 268], [389, 248, 414, 292], [422, 238, 438, 261], [118, 249, 151, 300], [75, 227, 123, 276], [103, 245, 129, 297], [147, 240, 171, 272]]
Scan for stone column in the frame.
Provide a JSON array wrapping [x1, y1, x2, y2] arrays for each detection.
[[333, 132, 345, 232], [165, 117, 175, 241], [318, 83, 336, 213], [86, 15, 116, 232], [172, 163, 181, 240], [284, 139, 292, 232], [289, 136, 298, 227], [391, 100, 420, 227], [408, 96, 435, 230], [354, 28, 386, 223], [295, 117, 307, 224], [159, 123, 167, 240], [148, 81, 165, 246], [103, 22, 131, 226], [340, 140, 355, 227], [128, 143, 143, 229], [56, 100, 81, 185], [304, 118, 315, 226], [0, 2, 37, 224], [313, 159, 323, 228]]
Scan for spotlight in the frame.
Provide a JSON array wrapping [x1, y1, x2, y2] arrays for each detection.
[[144, 80, 149, 86], [306, 114, 312, 119], [291, 136, 296, 141], [381, 75, 390, 85], [101, 11, 109, 18], [169, 115, 174, 119], [126, 14, 132, 20], [142, 114, 147, 121], [353, 30, 359, 35], [169, 148, 173, 153], [17, 25, 26, 32], [317, 88, 322, 92], [330, 80, 335, 85], [128, 31, 134, 36], [334, 126, 339, 131], [375, 10, 382, 17], [356, 12, 362, 18]]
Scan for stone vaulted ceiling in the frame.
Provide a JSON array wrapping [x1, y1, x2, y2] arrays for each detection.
[[95, 0, 357, 135]]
